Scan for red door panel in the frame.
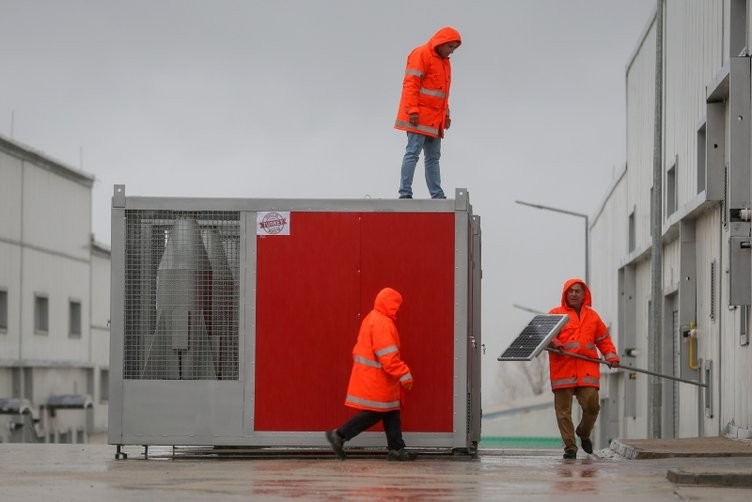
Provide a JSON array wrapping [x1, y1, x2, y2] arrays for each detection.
[[255, 212, 454, 432]]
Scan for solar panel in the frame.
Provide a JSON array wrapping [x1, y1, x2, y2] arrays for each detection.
[[497, 314, 570, 361]]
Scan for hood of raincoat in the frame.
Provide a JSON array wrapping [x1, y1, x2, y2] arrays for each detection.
[[428, 26, 462, 52], [373, 287, 402, 320], [559, 278, 592, 309]]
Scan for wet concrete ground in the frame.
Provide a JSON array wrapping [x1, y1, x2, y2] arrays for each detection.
[[1, 443, 751, 501]]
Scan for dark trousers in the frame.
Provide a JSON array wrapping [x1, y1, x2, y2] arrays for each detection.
[[338, 409, 406, 451]]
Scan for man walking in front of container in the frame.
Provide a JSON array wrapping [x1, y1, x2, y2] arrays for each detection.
[[548, 278, 620, 459], [395, 26, 461, 200], [325, 287, 416, 461]]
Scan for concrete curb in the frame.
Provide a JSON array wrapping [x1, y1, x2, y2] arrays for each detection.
[[611, 436, 752, 487], [666, 469, 752, 488], [610, 436, 752, 460]]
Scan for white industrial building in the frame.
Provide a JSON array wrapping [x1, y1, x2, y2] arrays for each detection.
[[590, 0, 752, 446], [0, 134, 110, 442]]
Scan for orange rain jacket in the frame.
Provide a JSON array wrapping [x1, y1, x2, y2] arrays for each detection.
[[345, 288, 414, 412], [548, 278, 620, 391], [394, 26, 462, 139]]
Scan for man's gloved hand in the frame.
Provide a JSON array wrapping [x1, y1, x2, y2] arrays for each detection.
[[402, 381, 413, 391], [608, 360, 620, 369], [549, 339, 563, 350]]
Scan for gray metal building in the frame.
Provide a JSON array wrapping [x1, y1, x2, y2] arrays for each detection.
[[0, 134, 110, 441], [590, 0, 752, 444]]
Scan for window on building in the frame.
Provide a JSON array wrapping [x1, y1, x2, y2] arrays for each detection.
[[69, 300, 81, 338], [697, 124, 706, 194], [0, 289, 7, 331], [100, 369, 109, 403], [628, 209, 636, 253], [34, 294, 48, 334], [667, 161, 677, 217]]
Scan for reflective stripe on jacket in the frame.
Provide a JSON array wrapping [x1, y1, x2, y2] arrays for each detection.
[[345, 288, 413, 412], [548, 278, 620, 391], [394, 27, 461, 139]]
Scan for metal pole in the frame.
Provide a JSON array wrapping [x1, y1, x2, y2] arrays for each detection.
[[584, 215, 589, 285], [650, 0, 665, 439], [512, 304, 545, 315], [544, 348, 706, 388], [515, 200, 589, 284]]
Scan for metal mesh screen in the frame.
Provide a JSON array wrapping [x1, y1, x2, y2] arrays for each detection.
[[124, 210, 240, 380]]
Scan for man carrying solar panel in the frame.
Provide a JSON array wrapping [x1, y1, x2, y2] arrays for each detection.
[[547, 278, 620, 459]]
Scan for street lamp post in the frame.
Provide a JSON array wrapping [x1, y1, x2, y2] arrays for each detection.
[[515, 200, 589, 285]]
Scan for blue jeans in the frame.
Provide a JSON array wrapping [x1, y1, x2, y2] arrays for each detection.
[[337, 409, 406, 451], [399, 132, 445, 199]]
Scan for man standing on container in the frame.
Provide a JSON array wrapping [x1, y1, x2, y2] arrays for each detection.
[[325, 287, 416, 461], [548, 278, 620, 459], [395, 26, 461, 200]]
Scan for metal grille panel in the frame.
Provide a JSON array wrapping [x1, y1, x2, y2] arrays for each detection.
[[497, 314, 569, 361], [124, 210, 240, 380]]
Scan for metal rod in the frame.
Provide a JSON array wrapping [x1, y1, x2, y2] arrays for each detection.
[[544, 348, 707, 388]]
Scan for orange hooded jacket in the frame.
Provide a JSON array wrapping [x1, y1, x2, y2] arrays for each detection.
[[548, 278, 620, 391], [344, 288, 414, 412], [394, 26, 462, 139]]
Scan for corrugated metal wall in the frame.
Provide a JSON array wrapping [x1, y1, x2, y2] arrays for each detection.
[[593, 0, 752, 439], [664, 1, 725, 208], [626, 20, 656, 254], [590, 173, 627, 341]]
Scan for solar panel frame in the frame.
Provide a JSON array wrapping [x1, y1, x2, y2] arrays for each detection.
[[497, 314, 570, 361]]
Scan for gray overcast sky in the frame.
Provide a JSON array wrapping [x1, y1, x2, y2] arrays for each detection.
[[1, 0, 656, 406]]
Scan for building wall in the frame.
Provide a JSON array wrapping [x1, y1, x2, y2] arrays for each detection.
[[0, 242, 22, 360], [592, 0, 752, 440], [21, 248, 90, 361], [0, 135, 110, 440], [688, 207, 722, 436], [21, 159, 91, 261], [626, 18, 656, 256], [0, 151, 23, 241], [589, 172, 627, 339], [663, 0, 725, 208], [630, 258, 653, 438], [90, 248, 110, 432]]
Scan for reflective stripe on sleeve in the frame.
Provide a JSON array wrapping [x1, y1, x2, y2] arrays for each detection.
[[405, 68, 425, 78], [375, 345, 398, 357], [564, 342, 580, 349], [400, 373, 413, 382], [603, 353, 619, 360]]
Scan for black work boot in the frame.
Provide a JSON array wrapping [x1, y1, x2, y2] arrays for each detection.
[[387, 448, 417, 461], [580, 437, 593, 454], [563, 448, 577, 459], [325, 429, 346, 460]]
